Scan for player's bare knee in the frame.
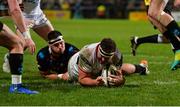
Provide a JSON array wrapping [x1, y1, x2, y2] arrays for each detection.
[[148, 10, 158, 19], [12, 38, 24, 51]]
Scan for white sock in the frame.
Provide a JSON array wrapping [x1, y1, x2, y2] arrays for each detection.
[[11, 75, 22, 84], [157, 34, 163, 43]]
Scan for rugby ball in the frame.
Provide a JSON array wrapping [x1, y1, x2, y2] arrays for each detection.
[[101, 65, 118, 87]]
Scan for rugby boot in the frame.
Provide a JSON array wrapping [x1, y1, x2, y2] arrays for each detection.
[[139, 59, 150, 75], [130, 36, 139, 56], [171, 50, 180, 70], [2, 53, 10, 73], [9, 84, 39, 94]]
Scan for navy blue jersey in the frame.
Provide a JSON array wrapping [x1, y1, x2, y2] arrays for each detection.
[[37, 43, 79, 74]]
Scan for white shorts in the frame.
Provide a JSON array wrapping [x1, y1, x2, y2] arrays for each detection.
[[24, 12, 50, 29], [163, 0, 169, 6], [67, 52, 80, 81]]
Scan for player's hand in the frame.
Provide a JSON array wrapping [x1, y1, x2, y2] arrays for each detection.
[[61, 72, 69, 81], [25, 38, 36, 55], [108, 74, 125, 86], [45, 74, 59, 80], [95, 76, 104, 86]]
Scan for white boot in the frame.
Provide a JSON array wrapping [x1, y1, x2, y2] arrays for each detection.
[[2, 53, 10, 73]]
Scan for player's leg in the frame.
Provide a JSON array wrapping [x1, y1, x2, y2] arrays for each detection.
[[33, 17, 54, 41], [130, 34, 169, 56], [148, 0, 180, 70], [121, 60, 149, 75], [0, 23, 38, 94], [3, 15, 53, 72]]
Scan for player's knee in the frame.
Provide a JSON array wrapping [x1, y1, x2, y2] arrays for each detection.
[[11, 38, 24, 51], [148, 10, 158, 19], [148, 10, 165, 21]]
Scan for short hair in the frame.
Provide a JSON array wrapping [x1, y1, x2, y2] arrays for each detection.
[[47, 30, 63, 44], [99, 38, 116, 57]]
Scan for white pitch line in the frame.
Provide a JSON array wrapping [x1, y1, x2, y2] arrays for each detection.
[[124, 54, 171, 59], [127, 80, 179, 85]]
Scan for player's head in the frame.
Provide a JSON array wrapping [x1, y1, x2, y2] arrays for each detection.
[[48, 30, 65, 56], [97, 38, 116, 64]]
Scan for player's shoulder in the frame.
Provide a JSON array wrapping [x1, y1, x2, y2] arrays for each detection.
[[80, 43, 98, 55], [65, 42, 79, 52], [65, 43, 77, 49], [37, 46, 49, 59]]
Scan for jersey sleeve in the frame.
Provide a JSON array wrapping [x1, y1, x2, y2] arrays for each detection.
[[68, 45, 79, 56], [36, 51, 49, 72], [78, 47, 93, 73]]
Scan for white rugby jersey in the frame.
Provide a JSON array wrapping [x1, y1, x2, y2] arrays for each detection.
[[79, 43, 104, 77], [68, 43, 123, 81]]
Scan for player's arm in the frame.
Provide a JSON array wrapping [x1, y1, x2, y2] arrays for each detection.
[[78, 54, 104, 86], [7, 0, 27, 36], [40, 71, 69, 81], [8, 0, 35, 54], [78, 66, 104, 86]]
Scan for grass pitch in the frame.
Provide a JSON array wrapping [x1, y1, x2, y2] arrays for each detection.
[[0, 19, 180, 106]]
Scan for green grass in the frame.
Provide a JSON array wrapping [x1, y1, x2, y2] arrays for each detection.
[[0, 19, 180, 106]]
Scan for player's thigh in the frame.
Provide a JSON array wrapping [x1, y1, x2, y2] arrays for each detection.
[[121, 63, 135, 75], [147, 15, 166, 33], [149, 0, 164, 15], [33, 21, 54, 41], [0, 24, 22, 48]]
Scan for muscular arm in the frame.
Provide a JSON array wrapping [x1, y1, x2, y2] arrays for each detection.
[[40, 71, 69, 81], [78, 66, 104, 86], [40, 71, 58, 80], [7, 0, 26, 33]]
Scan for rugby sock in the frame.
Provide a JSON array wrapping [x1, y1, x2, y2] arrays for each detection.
[[12, 75, 22, 84], [9, 53, 23, 75], [134, 64, 146, 73], [9, 54, 23, 85], [166, 20, 180, 50], [137, 34, 159, 45], [163, 31, 175, 53]]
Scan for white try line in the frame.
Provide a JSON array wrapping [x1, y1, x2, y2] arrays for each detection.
[[124, 54, 171, 59], [127, 80, 179, 86]]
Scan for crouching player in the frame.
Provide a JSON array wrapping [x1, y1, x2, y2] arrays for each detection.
[[0, 0, 38, 94]]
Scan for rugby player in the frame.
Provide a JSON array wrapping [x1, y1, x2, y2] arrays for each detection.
[[0, 0, 38, 94]]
